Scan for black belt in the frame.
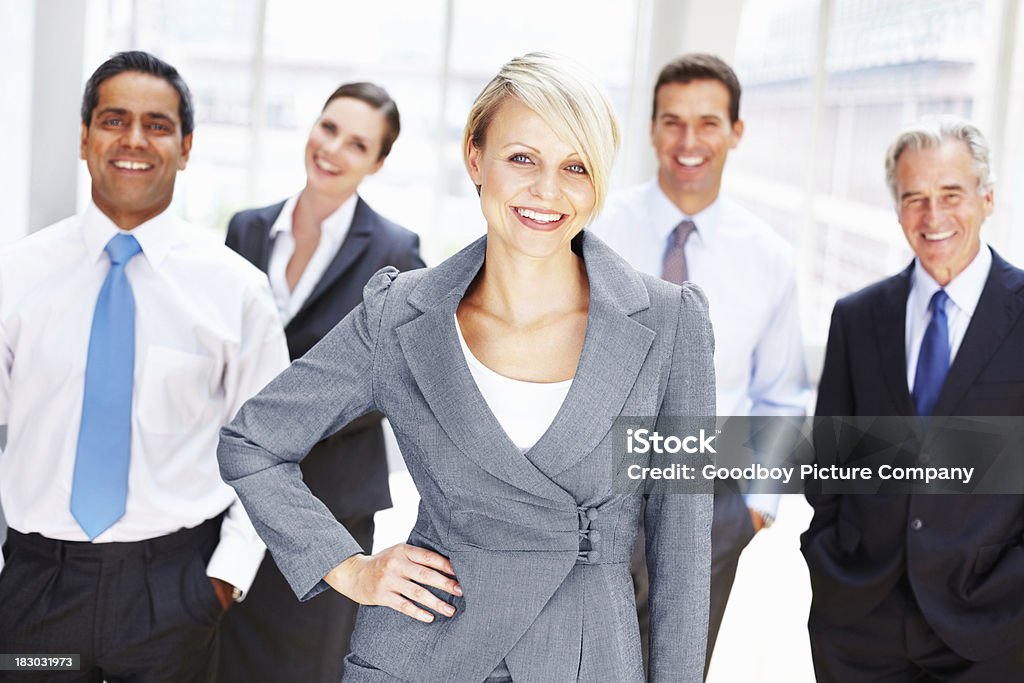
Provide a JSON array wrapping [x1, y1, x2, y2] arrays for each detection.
[[5, 513, 224, 562]]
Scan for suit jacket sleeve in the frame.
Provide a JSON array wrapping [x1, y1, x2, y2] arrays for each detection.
[[646, 283, 715, 682], [225, 212, 242, 253], [807, 302, 854, 528], [394, 231, 427, 271], [217, 266, 398, 601], [0, 301, 9, 576], [224, 210, 256, 263]]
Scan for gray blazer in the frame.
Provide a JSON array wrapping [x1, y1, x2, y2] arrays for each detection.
[[219, 232, 715, 682]]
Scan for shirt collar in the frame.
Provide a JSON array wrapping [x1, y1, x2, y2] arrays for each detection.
[[81, 200, 178, 269], [911, 242, 992, 318], [270, 192, 359, 240], [269, 194, 300, 238], [645, 178, 722, 247]]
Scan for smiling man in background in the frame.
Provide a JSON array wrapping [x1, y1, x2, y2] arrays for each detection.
[[0, 51, 288, 681], [591, 53, 808, 672], [807, 116, 1024, 680]]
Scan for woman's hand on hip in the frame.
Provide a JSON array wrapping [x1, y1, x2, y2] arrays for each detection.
[[324, 543, 463, 623]]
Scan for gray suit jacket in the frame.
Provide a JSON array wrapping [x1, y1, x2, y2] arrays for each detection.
[[219, 231, 715, 682]]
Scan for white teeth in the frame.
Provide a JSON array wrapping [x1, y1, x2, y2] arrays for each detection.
[[924, 230, 955, 241], [677, 156, 704, 167], [516, 207, 563, 223], [112, 160, 152, 170], [315, 157, 341, 174]]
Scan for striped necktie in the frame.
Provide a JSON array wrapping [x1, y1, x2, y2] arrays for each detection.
[[661, 219, 696, 284]]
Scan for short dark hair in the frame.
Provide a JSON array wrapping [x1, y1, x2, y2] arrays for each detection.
[[81, 51, 195, 136], [323, 82, 401, 160], [653, 53, 741, 124]]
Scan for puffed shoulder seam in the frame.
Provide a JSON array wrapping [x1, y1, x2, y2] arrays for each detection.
[[364, 266, 400, 411], [678, 281, 714, 358], [678, 280, 710, 314]]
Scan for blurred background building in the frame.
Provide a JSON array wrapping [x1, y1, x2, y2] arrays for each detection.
[[2, 1, 1023, 680], [5, 0, 1021, 344]]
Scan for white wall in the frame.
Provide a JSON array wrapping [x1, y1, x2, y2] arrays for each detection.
[[0, 0, 35, 244], [28, 0, 87, 233]]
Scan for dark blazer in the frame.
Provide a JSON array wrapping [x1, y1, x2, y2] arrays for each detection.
[[805, 248, 1024, 661], [219, 233, 715, 682], [226, 197, 424, 519]]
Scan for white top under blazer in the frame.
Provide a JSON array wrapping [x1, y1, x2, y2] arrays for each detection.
[[455, 315, 572, 453]]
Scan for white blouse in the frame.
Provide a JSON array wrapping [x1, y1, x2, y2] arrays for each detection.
[[455, 316, 572, 453]]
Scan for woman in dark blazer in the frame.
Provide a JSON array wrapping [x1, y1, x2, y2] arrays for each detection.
[[219, 82, 424, 683], [219, 53, 714, 682]]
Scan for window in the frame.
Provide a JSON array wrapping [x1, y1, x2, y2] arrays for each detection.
[[86, 0, 639, 264], [731, 0, 1004, 344]]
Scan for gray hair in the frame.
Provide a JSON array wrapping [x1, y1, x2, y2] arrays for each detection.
[[884, 115, 995, 203]]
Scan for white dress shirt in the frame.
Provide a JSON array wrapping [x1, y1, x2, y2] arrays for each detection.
[[267, 192, 357, 325], [905, 244, 992, 391], [455, 316, 573, 454], [591, 180, 809, 516], [0, 202, 290, 593]]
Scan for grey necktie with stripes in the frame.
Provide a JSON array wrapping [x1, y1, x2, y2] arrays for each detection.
[[661, 219, 696, 284]]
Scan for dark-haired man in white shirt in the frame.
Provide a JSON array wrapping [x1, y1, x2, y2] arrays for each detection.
[[591, 53, 808, 672], [0, 51, 288, 682]]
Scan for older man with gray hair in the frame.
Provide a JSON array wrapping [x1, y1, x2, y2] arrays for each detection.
[[806, 115, 1024, 680]]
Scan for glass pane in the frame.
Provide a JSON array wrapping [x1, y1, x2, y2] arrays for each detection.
[[730, 0, 992, 345], [439, 0, 639, 258], [821, 0, 985, 205], [264, 0, 444, 67], [90, 0, 261, 231], [89, 0, 640, 262], [812, 0, 987, 335], [731, 0, 820, 187]]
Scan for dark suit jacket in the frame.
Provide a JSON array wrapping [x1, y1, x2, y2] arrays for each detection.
[[805, 248, 1024, 660], [226, 197, 424, 519]]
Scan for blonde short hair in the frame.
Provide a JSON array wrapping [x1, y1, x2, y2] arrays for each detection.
[[462, 52, 620, 218]]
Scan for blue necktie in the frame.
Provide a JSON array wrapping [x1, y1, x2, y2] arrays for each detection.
[[912, 289, 950, 417], [71, 233, 143, 540]]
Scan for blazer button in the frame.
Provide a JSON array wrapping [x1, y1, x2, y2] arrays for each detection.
[[586, 508, 599, 521], [588, 531, 601, 544], [587, 550, 601, 562], [910, 518, 924, 531]]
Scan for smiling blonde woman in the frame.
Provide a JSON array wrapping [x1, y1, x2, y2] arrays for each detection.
[[219, 53, 714, 682]]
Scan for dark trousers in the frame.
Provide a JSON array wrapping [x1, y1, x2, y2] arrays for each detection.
[[0, 517, 224, 683], [632, 492, 754, 677], [219, 514, 375, 683], [809, 578, 1024, 682]]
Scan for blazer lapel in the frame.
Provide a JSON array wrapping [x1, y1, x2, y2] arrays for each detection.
[[396, 238, 575, 505], [526, 233, 655, 479], [291, 198, 374, 320], [873, 264, 915, 415], [255, 202, 286, 271], [934, 250, 1024, 415]]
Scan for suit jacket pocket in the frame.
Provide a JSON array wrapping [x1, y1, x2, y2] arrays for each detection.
[[800, 513, 859, 571]]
